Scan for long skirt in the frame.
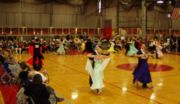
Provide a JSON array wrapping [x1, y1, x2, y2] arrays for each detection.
[[57, 45, 65, 55], [127, 44, 138, 56], [133, 59, 152, 84], [86, 58, 110, 90]]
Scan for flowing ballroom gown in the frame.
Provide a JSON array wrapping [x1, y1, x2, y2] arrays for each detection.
[[86, 56, 110, 90], [127, 42, 138, 56], [57, 43, 65, 55], [27, 43, 44, 70], [156, 45, 163, 58], [133, 50, 152, 85]]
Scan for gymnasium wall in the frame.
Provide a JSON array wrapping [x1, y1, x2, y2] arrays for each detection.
[[104, 7, 180, 29], [0, 2, 179, 35]]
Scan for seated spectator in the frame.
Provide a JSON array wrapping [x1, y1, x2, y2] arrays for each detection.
[[1, 55, 24, 84], [8, 56, 22, 78], [24, 74, 50, 104], [28, 64, 49, 83], [17, 71, 32, 104], [1, 55, 15, 83], [19, 61, 31, 72], [26, 74, 64, 103]]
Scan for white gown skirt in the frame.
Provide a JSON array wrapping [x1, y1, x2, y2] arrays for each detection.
[[57, 44, 65, 54], [86, 58, 110, 90]]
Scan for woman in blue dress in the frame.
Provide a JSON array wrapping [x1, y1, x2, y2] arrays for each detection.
[[133, 44, 153, 88]]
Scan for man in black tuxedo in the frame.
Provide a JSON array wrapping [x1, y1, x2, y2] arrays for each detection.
[[33, 38, 44, 71]]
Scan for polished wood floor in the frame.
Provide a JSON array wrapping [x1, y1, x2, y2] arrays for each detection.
[[1, 51, 180, 104]]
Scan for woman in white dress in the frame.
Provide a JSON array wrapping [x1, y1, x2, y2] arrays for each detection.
[[155, 41, 163, 59], [86, 42, 110, 94], [57, 40, 65, 55]]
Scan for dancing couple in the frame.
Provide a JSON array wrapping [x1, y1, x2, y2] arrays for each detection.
[[133, 43, 153, 88], [27, 37, 44, 71], [85, 39, 111, 94]]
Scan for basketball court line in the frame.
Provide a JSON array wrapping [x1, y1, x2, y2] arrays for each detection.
[[42, 54, 180, 104], [62, 64, 162, 104]]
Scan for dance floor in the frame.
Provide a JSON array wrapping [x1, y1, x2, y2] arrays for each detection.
[[1, 51, 180, 104]]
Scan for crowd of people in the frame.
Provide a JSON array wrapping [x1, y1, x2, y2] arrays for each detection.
[[0, 34, 179, 103], [0, 37, 64, 104], [0, 34, 179, 56]]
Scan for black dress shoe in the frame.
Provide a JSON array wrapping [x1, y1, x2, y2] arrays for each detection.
[[142, 83, 148, 88], [56, 97, 64, 102]]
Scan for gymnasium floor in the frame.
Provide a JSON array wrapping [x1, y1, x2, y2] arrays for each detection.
[[1, 51, 180, 104]]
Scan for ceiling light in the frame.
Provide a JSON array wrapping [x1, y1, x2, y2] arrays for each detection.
[[169, 1, 172, 4], [157, 0, 164, 4], [167, 14, 171, 18]]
